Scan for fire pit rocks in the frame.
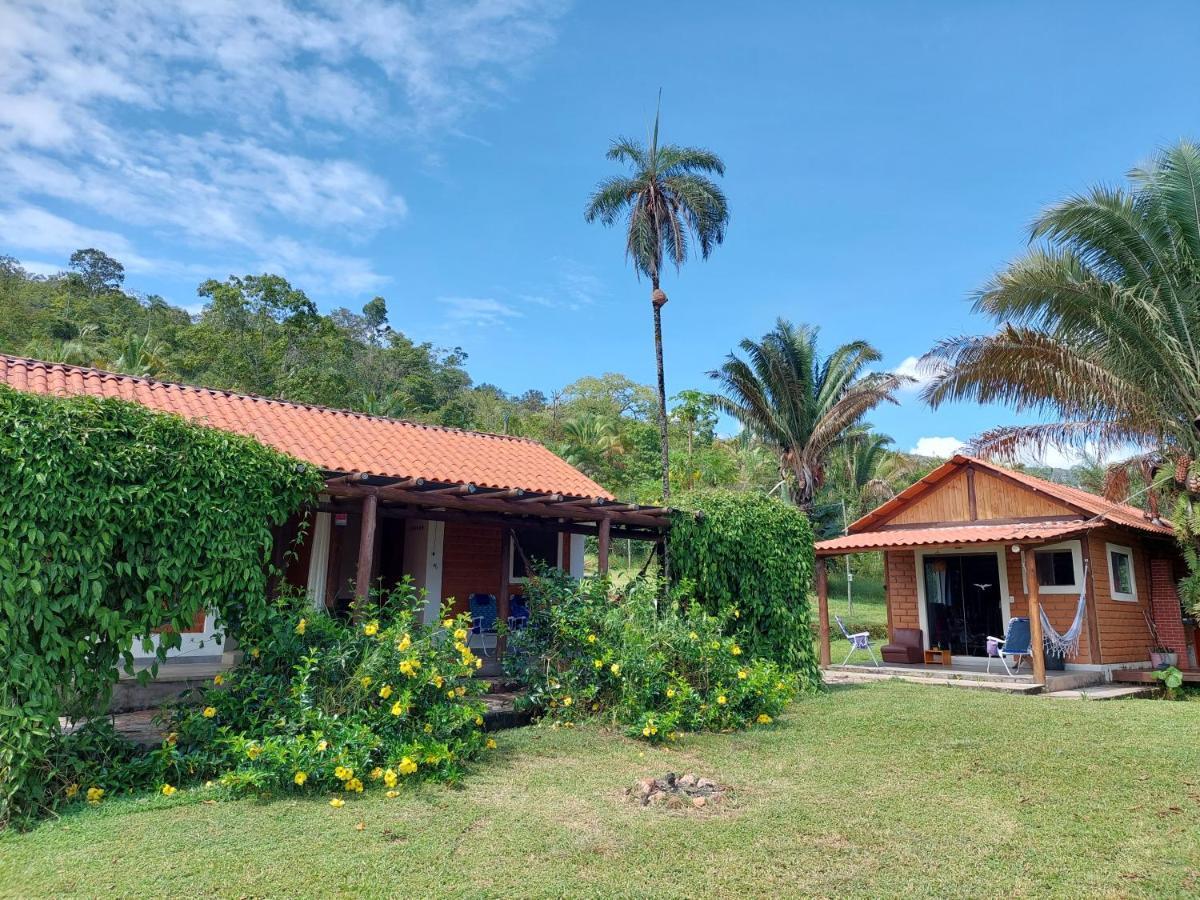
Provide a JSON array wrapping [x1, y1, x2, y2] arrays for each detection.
[[626, 772, 728, 809]]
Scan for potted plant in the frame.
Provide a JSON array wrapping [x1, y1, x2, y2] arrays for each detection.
[[1143, 610, 1178, 668]]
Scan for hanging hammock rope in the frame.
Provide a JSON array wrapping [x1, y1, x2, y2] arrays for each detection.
[[1039, 562, 1089, 658]]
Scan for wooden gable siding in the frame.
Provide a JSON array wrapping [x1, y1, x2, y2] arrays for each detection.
[[881, 467, 1077, 527]]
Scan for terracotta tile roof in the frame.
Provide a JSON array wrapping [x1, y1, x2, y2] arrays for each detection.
[[849, 454, 1171, 536], [816, 521, 1090, 556], [0, 354, 614, 500]]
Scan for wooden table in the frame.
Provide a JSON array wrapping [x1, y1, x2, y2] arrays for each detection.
[[924, 648, 952, 666]]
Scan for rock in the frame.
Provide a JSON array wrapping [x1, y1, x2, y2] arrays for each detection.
[[692, 796, 707, 809], [637, 777, 657, 798], [678, 774, 697, 789], [696, 778, 716, 790]]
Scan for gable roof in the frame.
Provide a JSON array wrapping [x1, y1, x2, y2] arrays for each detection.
[[849, 454, 1168, 536], [0, 354, 613, 500]]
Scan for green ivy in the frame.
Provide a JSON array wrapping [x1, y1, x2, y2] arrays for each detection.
[[669, 489, 820, 686], [0, 387, 320, 827]]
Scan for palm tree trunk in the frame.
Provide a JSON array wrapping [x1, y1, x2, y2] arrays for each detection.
[[651, 277, 670, 503]]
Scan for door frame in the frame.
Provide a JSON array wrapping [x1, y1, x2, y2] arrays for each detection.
[[914, 545, 1012, 654]]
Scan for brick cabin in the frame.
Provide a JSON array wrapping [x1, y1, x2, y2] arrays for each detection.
[[1, 355, 668, 665], [815, 455, 1197, 684]]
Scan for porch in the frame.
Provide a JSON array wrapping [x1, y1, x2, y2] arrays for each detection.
[[822, 657, 1103, 694]]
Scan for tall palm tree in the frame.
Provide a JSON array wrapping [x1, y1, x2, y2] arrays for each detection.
[[921, 140, 1200, 608], [710, 319, 909, 510], [585, 99, 729, 502]]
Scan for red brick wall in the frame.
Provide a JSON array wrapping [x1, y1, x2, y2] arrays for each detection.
[[885, 550, 919, 637], [1150, 558, 1189, 665], [440, 522, 504, 616]]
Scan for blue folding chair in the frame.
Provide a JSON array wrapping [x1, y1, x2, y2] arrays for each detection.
[[468, 593, 498, 657], [835, 614, 879, 666], [987, 616, 1031, 675], [508, 594, 529, 631]]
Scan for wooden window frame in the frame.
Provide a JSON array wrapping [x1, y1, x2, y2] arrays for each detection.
[[1105, 542, 1138, 602], [1028, 539, 1084, 595], [508, 529, 563, 584]]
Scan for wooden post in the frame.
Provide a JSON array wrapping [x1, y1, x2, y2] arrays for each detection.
[[1023, 548, 1046, 685], [497, 530, 512, 658], [353, 492, 378, 619], [1079, 535, 1103, 664], [597, 514, 611, 575], [816, 557, 831, 667]]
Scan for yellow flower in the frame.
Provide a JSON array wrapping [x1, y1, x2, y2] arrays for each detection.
[[474, 658, 483, 669], [246, 744, 262, 760], [587, 633, 597, 643], [294, 771, 308, 786], [65, 783, 79, 799], [202, 706, 216, 718], [316, 739, 328, 752], [666, 687, 676, 698], [370, 767, 383, 781], [757, 713, 772, 725], [383, 768, 398, 788], [213, 674, 224, 686], [86, 786, 104, 804], [738, 669, 748, 680], [730, 644, 742, 656], [345, 777, 364, 793], [250, 647, 260, 658], [334, 765, 352, 781], [668, 731, 679, 742], [642, 726, 651, 737], [485, 738, 497, 750], [432, 675, 444, 689], [329, 797, 345, 808], [442, 618, 454, 628], [295, 618, 307, 635], [161, 784, 177, 796], [593, 658, 603, 669], [474, 716, 484, 726], [391, 701, 403, 716], [396, 634, 412, 652], [717, 695, 727, 705], [447, 689, 456, 699], [454, 628, 468, 641], [454, 641, 466, 653], [455, 686, 466, 697], [423, 723, 433, 734], [386, 790, 400, 799], [689, 631, 699, 640], [379, 684, 393, 699], [710, 640, 721, 650], [609, 663, 620, 676], [363, 622, 379, 637], [360, 676, 373, 689], [562, 696, 573, 707], [398, 757, 418, 776], [732, 608, 740, 619]]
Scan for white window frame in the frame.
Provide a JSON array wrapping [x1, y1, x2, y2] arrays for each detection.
[[1026, 539, 1085, 595], [1105, 542, 1138, 602], [508, 530, 563, 584]]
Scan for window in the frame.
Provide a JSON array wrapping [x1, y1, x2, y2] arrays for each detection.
[[1106, 543, 1137, 602], [1030, 540, 1083, 594], [510, 528, 560, 581]]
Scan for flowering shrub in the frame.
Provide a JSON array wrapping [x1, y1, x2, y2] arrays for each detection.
[[161, 580, 494, 797], [504, 571, 800, 742]]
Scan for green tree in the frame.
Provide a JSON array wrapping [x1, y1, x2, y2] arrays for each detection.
[[921, 140, 1200, 610], [68, 248, 124, 296], [710, 319, 908, 510], [585, 100, 729, 502]]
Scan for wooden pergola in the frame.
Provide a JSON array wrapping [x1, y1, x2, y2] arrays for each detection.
[[321, 471, 670, 610]]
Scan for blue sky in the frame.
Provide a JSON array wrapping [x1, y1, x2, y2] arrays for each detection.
[[3, 1, 1199, 461]]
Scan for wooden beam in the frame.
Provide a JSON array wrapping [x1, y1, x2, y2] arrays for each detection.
[[817, 559, 831, 668], [325, 471, 371, 487], [374, 504, 663, 541], [966, 465, 978, 521], [422, 483, 476, 495], [517, 493, 561, 504], [467, 488, 525, 500], [382, 477, 425, 490], [353, 491, 378, 619], [597, 515, 611, 575], [1023, 548, 1047, 685], [1080, 534, 1103, 664]]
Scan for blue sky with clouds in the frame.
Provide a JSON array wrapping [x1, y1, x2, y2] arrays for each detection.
[[2, 1, 1198, 461]]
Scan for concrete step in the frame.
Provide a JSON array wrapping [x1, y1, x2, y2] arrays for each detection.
[[1044, 684, 1158, 700], [834, 664, 1033, 685], [824, 670, 1044, 694]]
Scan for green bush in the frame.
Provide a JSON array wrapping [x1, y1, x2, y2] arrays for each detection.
[[670, 489, 820, 685], [0, 388, 319, 828], [504, 571, 798, 742]]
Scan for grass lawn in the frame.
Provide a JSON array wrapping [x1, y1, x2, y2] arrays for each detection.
[[3, 682, 1198, 898]]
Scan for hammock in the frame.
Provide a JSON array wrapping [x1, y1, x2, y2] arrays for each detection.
[[1039, 562, 1088, 658]]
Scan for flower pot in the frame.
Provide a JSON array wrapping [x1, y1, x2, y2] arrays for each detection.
[[1151, 651, 1178, 669]]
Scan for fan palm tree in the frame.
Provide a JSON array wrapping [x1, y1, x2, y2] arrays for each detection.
[[921, 140, 1200, 607], [710, 319, 909, 510], [559, 413, 625, 479], [585, 98, 729, 502]]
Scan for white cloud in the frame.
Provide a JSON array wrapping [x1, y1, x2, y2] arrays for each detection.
[[0, 206, 150, 270], [0, 1, 566, 292], [440, 296, 523, 330], [893, 355, 946, 390], [910, 436, 966, 458]]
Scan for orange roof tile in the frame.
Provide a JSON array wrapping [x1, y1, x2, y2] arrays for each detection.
[[816, 521, 1091, 556], [0, 355, 613, 500]]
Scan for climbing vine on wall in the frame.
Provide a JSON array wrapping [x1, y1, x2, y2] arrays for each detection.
[[0, 387, 320, 827], [670, 489, 820, 685]]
